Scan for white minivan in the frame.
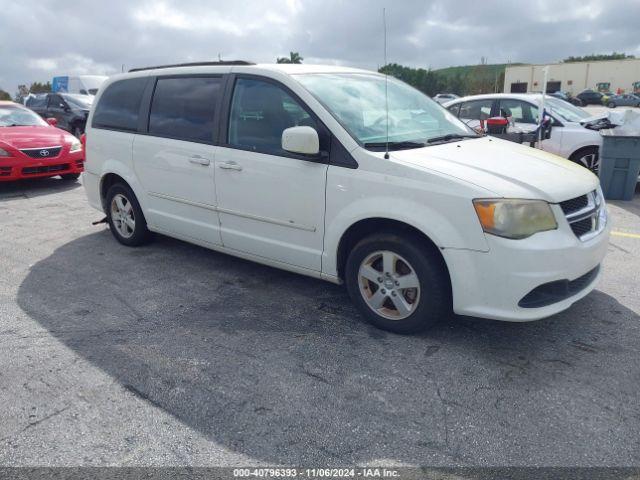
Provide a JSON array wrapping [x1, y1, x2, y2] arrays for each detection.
[[83, 62, 610, 333]]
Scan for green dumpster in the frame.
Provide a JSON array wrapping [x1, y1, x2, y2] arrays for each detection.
[[598, 129, 640, 200]]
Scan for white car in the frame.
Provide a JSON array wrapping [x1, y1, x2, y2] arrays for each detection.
[[82, 62, 609, 333], [444, 93, 602, 173], [433, 93, 459, 105]]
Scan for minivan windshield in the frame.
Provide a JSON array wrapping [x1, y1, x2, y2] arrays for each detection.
[[296, 73, 478, 149], [545, 97, 591, 123]]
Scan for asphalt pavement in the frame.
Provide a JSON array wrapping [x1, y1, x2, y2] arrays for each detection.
[[0, 177, 639, 467]]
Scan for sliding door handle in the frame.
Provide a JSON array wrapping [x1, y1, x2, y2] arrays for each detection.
[[218, 161, 243, 171], [189, 155, 210, 166]]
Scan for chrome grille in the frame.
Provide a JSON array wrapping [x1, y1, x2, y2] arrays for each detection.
[[561, 190, 607, 241]]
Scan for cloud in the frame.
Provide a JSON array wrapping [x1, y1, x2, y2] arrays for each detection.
[[1, 0, 639, 93]]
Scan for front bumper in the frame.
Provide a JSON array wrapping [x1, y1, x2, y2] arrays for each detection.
[[443, 206, 611, 322], [0, 150, 84, 181]]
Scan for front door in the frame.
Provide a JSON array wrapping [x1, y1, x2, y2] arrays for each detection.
[[214, 77, 328, 271], [132, 75, 224, 246], [457, 98, 495, 131], [46, 94, 69, 131], [498, 98, 562, 155]]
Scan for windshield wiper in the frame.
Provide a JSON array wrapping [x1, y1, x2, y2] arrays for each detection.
[[364, 141, 426, 151], [427, 133, 479, 144]]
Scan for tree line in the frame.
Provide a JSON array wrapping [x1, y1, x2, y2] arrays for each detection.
[[562, 52, 634, 63], [1, 81, 51, 102], [378, 63, 505, 97]]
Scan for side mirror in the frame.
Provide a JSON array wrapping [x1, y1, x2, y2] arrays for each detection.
[[46, 117, 58, 127], [282, 126, 319, 156]]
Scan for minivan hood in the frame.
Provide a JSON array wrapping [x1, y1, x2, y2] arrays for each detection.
[[390, 136, 599, 202]]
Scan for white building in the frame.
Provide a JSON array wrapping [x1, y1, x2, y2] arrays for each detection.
[[504, 59, 640, 95]]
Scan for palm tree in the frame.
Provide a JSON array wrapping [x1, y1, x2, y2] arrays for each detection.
[[276, 52, 303, 64]]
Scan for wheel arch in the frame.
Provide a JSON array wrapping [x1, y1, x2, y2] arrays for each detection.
[[569, 144, 599, 160], [335, 217, 451, 288], [100, 172, 127, 205], [99, 171, 146, 212]]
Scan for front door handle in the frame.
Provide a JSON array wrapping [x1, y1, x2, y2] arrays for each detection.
[[218, 161, 243, 171], [189, 155, 210, 166]]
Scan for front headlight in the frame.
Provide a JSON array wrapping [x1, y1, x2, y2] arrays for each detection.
[[473, 199, 557, 239], [69, 140, 82, 153]]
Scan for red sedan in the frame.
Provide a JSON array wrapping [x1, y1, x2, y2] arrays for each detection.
[[0, 101, 84, 182]]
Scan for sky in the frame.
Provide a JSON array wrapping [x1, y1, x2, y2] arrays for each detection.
[[1, 0, 639, 94]]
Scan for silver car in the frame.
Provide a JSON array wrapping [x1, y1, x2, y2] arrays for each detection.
[[433, 93, 459, 105], [605, 94, 640, 108]]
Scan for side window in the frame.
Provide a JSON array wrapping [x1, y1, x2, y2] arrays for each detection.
[[458, 99, 493, 121], [149, 76, 221, 143], [48, 94, 64, 109], [228, 78, 316, 155], [447, 103, 461, 116], [92, 78, 147, 132], [27, 96, 46, 108], [499, 99, 538, 124]]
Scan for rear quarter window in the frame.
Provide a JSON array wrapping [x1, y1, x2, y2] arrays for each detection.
[[447, 103, 461, 116], [26, 96, 47, 108], [92, 77, 148, 132]]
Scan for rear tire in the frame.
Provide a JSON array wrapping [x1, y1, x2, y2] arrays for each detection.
[[570, 146, 600, 175], [608, 102, 616, 108], [345, 232, 451, 334], [105, 183, 152, 246], [60, 173, 80, 181]]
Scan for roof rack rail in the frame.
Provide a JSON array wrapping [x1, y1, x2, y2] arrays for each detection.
[[128, 60, 255, 73]]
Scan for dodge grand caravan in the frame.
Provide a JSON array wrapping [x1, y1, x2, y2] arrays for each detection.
[[83, 62, 610, 333]]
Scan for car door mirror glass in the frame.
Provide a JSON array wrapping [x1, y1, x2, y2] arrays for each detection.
[[282, 126, 319, 155]]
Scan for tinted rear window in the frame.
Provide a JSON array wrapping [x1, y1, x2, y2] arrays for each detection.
[[149, 76, 221, 143], [92, 78, 147, 132]]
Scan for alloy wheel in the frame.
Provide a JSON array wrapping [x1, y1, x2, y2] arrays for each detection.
[[578, 152, 600, 175], [110, 193, 135, 239], [358, 250, 421, 320]]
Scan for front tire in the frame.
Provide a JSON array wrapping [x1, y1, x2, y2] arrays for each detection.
[[105, 183, 152, 246], [345, 232, 451, 334], [608, 102, 616, 108]]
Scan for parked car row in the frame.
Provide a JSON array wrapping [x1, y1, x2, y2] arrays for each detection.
[[434, 89, 640, 110], [601, 92, 640, 108], [571, 89, 640, 108]]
